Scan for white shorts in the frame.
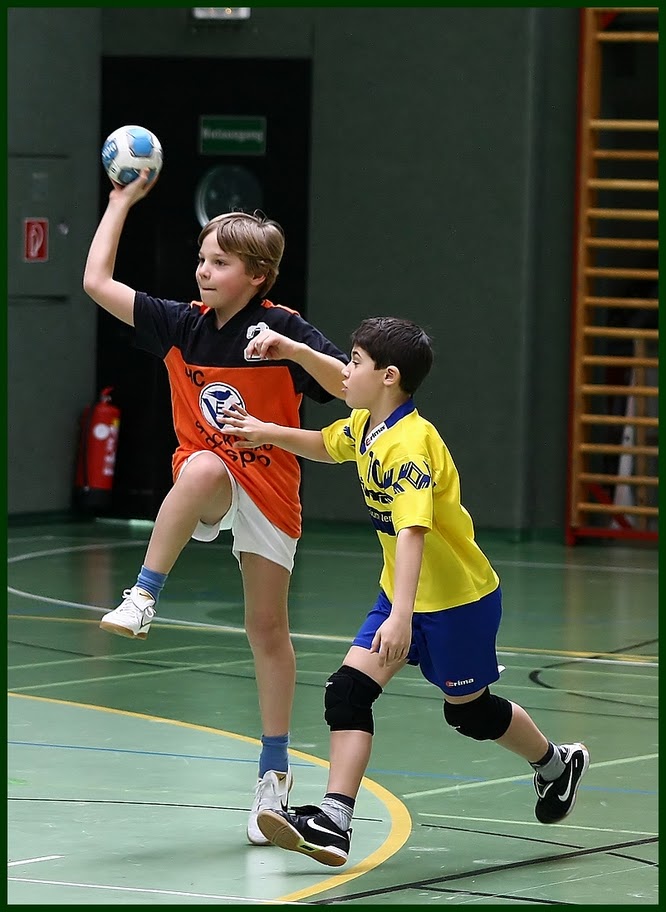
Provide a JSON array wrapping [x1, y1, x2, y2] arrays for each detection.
[[179, 451, 298, 573]]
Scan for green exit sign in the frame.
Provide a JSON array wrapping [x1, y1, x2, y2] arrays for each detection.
[[199, 116, 267, 156]]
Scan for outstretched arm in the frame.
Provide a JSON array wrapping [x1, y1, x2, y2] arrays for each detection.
[[83, 170, 157, 326], [245, 329, 346, 399], [222, 405, 336, 463]]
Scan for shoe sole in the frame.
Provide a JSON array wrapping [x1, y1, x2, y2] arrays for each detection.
[[257, 810, 347, 867], [99, 620, 149, 640], [538, 743, 590, 824]]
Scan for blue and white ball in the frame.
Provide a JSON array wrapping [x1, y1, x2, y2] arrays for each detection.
[[101, 125, 163, 185]]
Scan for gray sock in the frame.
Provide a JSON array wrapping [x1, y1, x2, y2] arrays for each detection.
[[320, 796, 353, 832], [533, 743, 566, 782]]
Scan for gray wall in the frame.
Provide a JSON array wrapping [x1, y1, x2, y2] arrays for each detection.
[[8, 7, 579, 533], [8, 8, 102, 514]]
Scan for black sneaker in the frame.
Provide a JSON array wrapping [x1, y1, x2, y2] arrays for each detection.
[[534, 742, 590, 823], [257, 804, 351, 867]]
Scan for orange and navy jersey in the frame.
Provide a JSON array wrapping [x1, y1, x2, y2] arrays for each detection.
[[133, 292, 348, 538]]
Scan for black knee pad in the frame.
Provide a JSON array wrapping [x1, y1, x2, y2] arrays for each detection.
[[443, 687, 513, 741], [324, 665, 383, 735]]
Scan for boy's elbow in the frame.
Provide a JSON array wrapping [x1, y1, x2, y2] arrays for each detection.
[[82, 270, 95, 295], [83, 273, 103, 302]]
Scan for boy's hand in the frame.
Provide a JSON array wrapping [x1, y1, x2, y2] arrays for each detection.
[[370, 615, 412, 667], [245, 329, 303, 362], [222, 405, 272, 448], [108, 168, 157, 207]]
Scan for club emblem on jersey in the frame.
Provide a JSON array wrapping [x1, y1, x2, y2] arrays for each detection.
[[199, 382, 246, 430], [246, 321, 269, 340], [245, 321, 270, 361]]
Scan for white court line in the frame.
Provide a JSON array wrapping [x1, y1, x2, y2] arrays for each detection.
[[8, 591, 656, 661], [7, 878, 304, 903], [9, 656, 259, 692], [7, 541, 150, 563], [7, 539, 658, 576], [394, 681, 657, 702], [8, 855, 63, 867], [404, 752, 658, 799], [7, 591, 352, 644], [8, 651, 321, 693], [455, 862, 654, 906], [8, 644, 212, 671], [418, 813, 657, 837], [9, 600, 656, 667], [7, 541, 657, 660], [497, 651, 657, 667], [516, 864, 655, 903], [302, 548, 658, 575]]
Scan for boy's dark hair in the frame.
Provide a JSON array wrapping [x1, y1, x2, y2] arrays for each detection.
[[351, 317, 433, 395]]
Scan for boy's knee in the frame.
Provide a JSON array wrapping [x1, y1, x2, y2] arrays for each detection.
[[443, 687, 512, 741], [181, 452, 229, 488], [324, 665, 382, 735]]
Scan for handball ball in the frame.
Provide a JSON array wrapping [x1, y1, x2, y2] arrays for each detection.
[[101, 125, 163, 185]]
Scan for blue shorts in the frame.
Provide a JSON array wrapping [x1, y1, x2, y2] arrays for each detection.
[[352, 587, 503, 696]]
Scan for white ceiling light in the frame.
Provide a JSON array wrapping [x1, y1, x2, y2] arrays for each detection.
[[191, 8, 251, 21]]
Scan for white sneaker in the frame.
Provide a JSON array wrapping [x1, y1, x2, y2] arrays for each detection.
[[247, 769, 293, 845], [99, 586, 156, 640]]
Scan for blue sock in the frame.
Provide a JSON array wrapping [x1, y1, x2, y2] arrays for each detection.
[[135, 565, 168, 603], [259, 733, 289, 777]]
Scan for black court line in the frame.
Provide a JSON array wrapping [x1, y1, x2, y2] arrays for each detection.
[[421, 821, 658, 866], [311, 836, 658, 904]]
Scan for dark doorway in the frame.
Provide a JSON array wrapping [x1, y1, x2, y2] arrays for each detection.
[[96, 57, 312, 519]]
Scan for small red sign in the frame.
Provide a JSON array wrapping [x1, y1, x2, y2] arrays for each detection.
[[23, 218, 49, 262]]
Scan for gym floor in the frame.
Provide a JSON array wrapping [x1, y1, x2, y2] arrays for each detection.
[[7, 519, 658, 905]]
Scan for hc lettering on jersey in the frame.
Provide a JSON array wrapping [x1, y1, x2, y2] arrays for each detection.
[[185, 366, 205, 387], [199, 382, 245, 430]]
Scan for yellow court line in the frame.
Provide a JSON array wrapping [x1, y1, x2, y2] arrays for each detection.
[[8, 692, 412, 903], [275, 776, 412, 904], [7, 615, 658, 663]]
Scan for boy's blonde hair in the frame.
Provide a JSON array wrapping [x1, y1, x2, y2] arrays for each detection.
[[197, 210, 285, 298]]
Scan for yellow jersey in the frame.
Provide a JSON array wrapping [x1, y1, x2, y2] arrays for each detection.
[[321, 400, 499, 612]]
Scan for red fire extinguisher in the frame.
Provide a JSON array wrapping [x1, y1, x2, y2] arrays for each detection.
[[74, 386, 121, 511]]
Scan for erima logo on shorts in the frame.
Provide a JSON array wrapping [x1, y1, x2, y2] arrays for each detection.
[[199, 382, 245, 430], [446, 678, 475, 687]]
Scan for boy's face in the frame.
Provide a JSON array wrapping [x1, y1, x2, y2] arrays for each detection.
[[341, 346, 388, 409], [196, 233, 264, 309]]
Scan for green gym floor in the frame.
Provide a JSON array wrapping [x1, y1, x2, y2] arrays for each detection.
[[7, 519, 658, 905]]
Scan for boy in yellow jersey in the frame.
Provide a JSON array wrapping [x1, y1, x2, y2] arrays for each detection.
[[222, 316, 590, 867]]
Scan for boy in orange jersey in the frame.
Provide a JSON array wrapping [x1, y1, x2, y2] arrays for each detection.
[[83, 169, 348, 845]]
